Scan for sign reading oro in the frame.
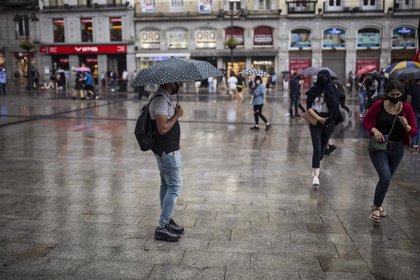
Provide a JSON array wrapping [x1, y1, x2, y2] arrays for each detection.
[[140, 29, 160, 49], [195, 29, 217, 48]]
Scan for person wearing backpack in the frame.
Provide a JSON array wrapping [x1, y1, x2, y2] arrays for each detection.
[[148, 82, 184, 242]]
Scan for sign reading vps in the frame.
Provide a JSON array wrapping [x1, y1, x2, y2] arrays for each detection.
[[140, 29, 160, 49], [45, 45, 127, 54], [195, 29, 216, 48]]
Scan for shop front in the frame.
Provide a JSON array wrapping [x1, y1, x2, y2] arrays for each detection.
[[289, 57, 311, 89], [42, 44, 127, 86], [225, 27, 245, 77], [14, 51, 35, 86], [391, 26, 417, 64], [322, 27, 346, 81]]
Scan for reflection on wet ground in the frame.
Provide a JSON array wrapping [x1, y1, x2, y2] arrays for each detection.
[[0, 89, 419, 279]]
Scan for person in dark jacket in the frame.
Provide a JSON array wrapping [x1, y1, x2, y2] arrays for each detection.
[[306, 70, 343, 187], [362, 80, 417, 222], [407, 78, 420, 150], [289, 72, 301, 117]]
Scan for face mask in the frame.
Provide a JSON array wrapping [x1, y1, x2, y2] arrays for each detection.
[[319, 77, 329, 85], [388, 96, 401, 104]]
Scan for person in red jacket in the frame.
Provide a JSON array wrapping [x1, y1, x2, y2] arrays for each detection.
[[362, 80, 417, 222]]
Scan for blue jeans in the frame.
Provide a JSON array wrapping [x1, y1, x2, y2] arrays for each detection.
[[412, 112, 420, 146], [369, 142, 404, 207], [154, 150, 183, 226], [359, 91, 366, 114]]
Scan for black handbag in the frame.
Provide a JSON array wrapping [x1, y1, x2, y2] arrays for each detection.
[[368, 114, 398, 152]]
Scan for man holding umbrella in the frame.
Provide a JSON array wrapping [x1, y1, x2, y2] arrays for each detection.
[[132, 57, 223, 242], [148, 82, 185, 242]]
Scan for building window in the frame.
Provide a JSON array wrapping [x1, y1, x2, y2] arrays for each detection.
[[15, 17, 29, 39], [81, 18, 93, 42], [53, 18, 65, 43], [110, 17, 122, 41], [170, 0, 184, 12], [257, 0, 271, 9]]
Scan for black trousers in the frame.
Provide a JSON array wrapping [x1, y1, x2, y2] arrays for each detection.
[[253, 104, 268, 125], [309, 122, 335, 168]]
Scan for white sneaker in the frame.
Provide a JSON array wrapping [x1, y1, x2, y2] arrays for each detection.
[[312, 176, 320, 187]]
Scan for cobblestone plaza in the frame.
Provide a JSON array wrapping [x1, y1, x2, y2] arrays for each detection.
[[0, 88, 419, 279]]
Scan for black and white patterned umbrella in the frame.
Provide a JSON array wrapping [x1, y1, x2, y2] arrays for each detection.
[[131, 57, 223, 87], [240, 68, 269, 77]]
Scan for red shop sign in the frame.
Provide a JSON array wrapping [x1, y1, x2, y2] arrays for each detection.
[[225, 27, 244, 45], [254, 26, 273, 46], [289, 58, 312, 89], [46, 45, 127, 54]]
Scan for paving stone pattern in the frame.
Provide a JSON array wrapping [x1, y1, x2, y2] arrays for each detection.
[[0, 91, 419, 279]]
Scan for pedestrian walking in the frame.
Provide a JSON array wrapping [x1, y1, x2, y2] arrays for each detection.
[[271, 72, 277, 89], [237, 73, 246, 102], [348, 71, 354, 92], [362, 80, 417, 222], [228, 74, 238, 98], [250, 75, 271, 131], [72, 72, 85, 99], [358, 74, 368, 118], [306, 70, 343, 187], [84, 71, 97, 99], [149, 82, 185, 242], [194, 80, 201, 94], [332, 78, 352, 117], [212, 76, 218, 93], [44, 71, 56, 90], [207, 77, 213, 93], [407, 78, 420, 151], [0, 68, 6, 96], [289, 72, 303, 117]]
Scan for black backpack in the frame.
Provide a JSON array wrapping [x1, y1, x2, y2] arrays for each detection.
[[134, 95, 161, 151]]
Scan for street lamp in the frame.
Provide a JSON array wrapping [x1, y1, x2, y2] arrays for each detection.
[[13, 13, 39, 90], [218, 0, 247, 77]]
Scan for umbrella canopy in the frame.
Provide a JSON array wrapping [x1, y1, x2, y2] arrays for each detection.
[[389, 67, 420, 80], [384, 61, 420, 76], [356, 65, 377, 76], [131, 57, 223, 87], [240, 68, 269, 77], [299, 67, 338, 78]]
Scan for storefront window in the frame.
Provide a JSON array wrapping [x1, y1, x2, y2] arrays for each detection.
[[81, 18, 93, 42], [392, 26, 416, 49], [323, 28, 346, 49], [52, 55, 70, 70], [253, 26, 273, 46], [195, 28, 216, 49], [167, 28, 188, 49], [251, 58, 274, 73], [110, 17, 122, 42], [357, 28, 380, 48], [290, 29, 312, 49], [225, 27, 244, 47], [140, 29, 161, 49], [53, 18, 65, 43]]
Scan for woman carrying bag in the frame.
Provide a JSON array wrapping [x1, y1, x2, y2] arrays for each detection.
[[250, 76, 271, 131], [305, 70, 343, 187], [362, 80, 417, 222]]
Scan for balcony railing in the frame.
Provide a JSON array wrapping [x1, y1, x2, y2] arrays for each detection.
[[323, 0, 384, 13], [286, 1, 317, 14], [393, 0, 420, 12], [43, 3, 130, 10]]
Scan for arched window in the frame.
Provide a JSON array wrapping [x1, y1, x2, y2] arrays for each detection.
[[140, 28, 160, 49], [167, 28, 188, 49], [392, 26, 417, 49], [225, 26, 245, 46], [290, 28, 311, 49], [254, 26, 273, 46], [195, 27, 217, 48], [323, 27, 346, 49]]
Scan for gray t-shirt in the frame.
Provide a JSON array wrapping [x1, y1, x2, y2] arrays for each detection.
[[149, 88, 175, 119]]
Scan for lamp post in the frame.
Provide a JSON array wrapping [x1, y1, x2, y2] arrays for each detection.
[[14, 13, 39, 90], [218, 0, 246, 77]]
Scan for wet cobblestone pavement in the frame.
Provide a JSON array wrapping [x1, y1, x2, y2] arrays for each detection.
[[0, 88, 419, 279]]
